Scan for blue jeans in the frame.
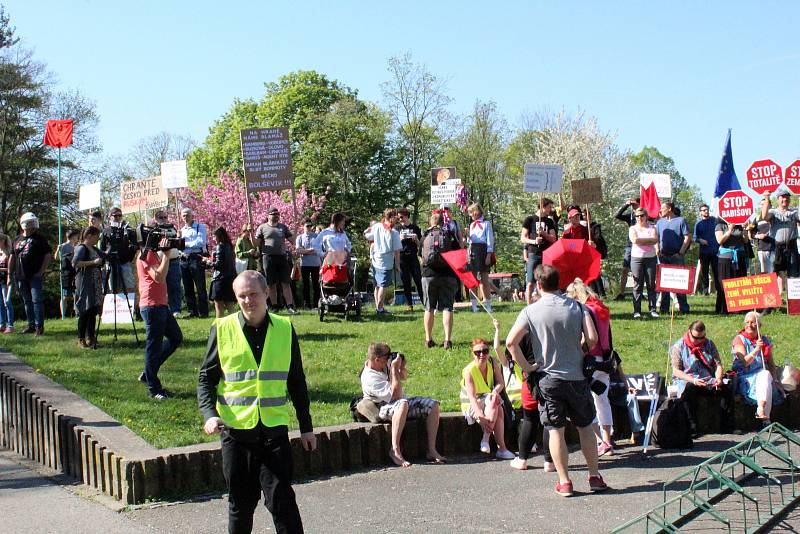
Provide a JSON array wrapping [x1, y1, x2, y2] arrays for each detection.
[[181, 255, 208, 316], [0, 281, 13, 328], [167, 259, 183, 314], [140, 305, 183, 394], [17, 276, 44, 329], [626, 394, 646, 433]]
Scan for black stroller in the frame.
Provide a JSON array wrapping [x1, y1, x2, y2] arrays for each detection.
[[318, 251, 361, 322]]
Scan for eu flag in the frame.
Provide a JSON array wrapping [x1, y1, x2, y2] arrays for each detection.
[[714, 129, 740, 198]]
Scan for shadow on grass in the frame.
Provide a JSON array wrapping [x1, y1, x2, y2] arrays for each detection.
[[300, 332, 359, 342]]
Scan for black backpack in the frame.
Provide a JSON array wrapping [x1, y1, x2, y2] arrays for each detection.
[[421, 226, 454, 270], [652, 397, 693, 449]]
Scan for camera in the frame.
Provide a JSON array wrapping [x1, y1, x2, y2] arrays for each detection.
[[138, 223, 185, 252], [388, 351, 405, 362], [104, 223, 135, 262]]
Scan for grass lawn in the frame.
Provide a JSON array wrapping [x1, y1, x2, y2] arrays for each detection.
[[2, 295, 797, 449]]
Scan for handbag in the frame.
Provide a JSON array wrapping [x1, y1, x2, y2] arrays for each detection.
[[235, 257, 248, 274]]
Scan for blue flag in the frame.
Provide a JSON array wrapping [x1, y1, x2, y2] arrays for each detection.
[[714, 129, 740, 198]]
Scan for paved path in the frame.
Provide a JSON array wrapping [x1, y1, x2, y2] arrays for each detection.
[[3, 435, 800, 533]]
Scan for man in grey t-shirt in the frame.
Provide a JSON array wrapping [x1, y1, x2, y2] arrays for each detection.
[[760, 191, 799, 290], [255, 208, 297, 314], [506, 264, 607, 497]]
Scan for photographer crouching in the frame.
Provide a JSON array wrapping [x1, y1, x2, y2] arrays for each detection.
[[137, 222, 184, 400]]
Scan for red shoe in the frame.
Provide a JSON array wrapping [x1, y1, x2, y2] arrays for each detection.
[[555, 480, 574, 497], [589, 474, 609, 492]]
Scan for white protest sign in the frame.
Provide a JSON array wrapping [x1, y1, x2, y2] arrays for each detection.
[[78, 182, 101, 211], [120, 176, 169, 215], [431, 179, 461, 204], [523, 164, 563, 193], [788, 278, 800, 315], [655, 264, 696, 294], [160, 160, 188, 189], [640, 173, 672, 199], [101, 293, 135, 324]]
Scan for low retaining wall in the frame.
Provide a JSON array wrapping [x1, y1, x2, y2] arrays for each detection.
[[1, 349, 798, 504]]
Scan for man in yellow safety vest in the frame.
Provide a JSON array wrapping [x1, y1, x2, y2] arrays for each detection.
[[198, 270, 316, 533]]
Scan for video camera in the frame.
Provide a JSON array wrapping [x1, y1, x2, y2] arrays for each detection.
[[104, 222, 135, 263], [138, 223, 185, 252]]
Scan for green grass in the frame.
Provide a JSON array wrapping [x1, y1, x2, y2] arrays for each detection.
[[3, 296, 797, 449]]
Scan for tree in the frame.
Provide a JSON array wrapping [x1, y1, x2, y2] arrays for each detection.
[[382, 53, 451, 224]]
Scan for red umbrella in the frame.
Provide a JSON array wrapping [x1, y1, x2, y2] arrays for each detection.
[[542, 238, 602, 290]]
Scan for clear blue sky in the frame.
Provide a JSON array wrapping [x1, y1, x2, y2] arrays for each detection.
[[6, 0, 799, 202]]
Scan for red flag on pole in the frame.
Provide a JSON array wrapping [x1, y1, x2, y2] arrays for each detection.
[[640, 181, 660, 219], [43, 120, 74, 148], [440, 249, 480, 290]]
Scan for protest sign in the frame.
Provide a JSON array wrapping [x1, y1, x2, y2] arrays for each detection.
[[78, 182, 101, 211], [655, 264, 696, 294], [640, 173, 672, 199], [747, 159, 782, 195], [571, 177, 603, 205], [120, 176, 169, 214], [626, 373, 662, 401], [721, 273, 782, 312], [523, 164, 563, 193], [240, 127, 293, 192], [785, 160, 800, 195], [717, 189, 754, 225], [160, 159, 188, 189], [431, 167, 456, 186], [431, 178, 461, 204], [787, 278, 800, 315], [101, 293, 135, 324]]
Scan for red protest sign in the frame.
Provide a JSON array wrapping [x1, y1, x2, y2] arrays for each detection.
[[747, 159, 782, 194], [717, 190, 754, 226], [655, 264, 696, 295], [787, 278, 800, 316], [785, 160, 800, 195], [721, 273, 782, 312]]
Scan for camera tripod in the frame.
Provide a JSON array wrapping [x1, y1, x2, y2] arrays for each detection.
[[96, 256, 140, 346]]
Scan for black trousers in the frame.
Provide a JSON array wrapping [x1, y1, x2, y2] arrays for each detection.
[[221, 430, 303, 534], [77, 306, 98, 340], [681, 382, 734, 434], [518, 408, 551, 462], [715, 255, 746, 314], [399, 255, 424, 306], [698, 251, 719, 295], [300, 266, 320, 308], [180, 255, 209, 317]]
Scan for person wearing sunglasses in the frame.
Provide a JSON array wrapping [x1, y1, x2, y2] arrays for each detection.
[[459, 337, 515, 460], [671, 320, 733, 437], [628, 208, 659, 319]]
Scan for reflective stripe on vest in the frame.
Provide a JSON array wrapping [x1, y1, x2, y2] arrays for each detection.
[[505, 364, 523, 409], [215, 313, 292, 429], [459, 360, 495, 414]]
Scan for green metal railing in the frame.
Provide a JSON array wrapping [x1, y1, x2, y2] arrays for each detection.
[[611, 423, 800, 533]]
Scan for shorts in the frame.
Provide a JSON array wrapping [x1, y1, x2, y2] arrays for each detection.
[[422, 276, 457, 312], [108, 262, 136, 293], [623, 246, 632, 270], [209, 277, 235, 302], [371, 267, 394, 288], [774, 243, 791, 273], [525, 253, 543, 285], [537, 375, 596, 430], [463, 393, 495, 424], [263, 254, 290, 285], [378, 396, 438, 421]]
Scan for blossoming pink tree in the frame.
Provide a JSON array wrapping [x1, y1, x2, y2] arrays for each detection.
[[178, 172, 326, 246]]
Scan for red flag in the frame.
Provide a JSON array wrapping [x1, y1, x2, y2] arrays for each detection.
[[440, 249, 480, 290], [640, 181, 660, 219], [43, 120, 74, 148]]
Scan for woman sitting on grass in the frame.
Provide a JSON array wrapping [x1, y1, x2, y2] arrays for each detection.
[[460, 335, 515, 460], [731, 311, 785, 425]]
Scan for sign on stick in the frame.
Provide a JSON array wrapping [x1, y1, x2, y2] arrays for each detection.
[[747, 159, 783, 194], [787, 278, 800, 315], [717, 189, 754, 226], [101, 293, 135, 324], [721, 273, 782, 312], [571, 177, 603, 205], [120, 176, 169, 215], [655, 264, 696, 294], [78, 182, 101, 211], [625, 373, 662, 401], [523, 164, 563, 193], [640, 173, 672, 199], [784, 160, 800, 195], [160, 160, 188, 189], [430, 174, 461, 204], [240, 127, 293, 192]]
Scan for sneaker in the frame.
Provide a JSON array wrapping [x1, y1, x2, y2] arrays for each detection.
[[555, 480, 574, 497], [509, 457, 528, 470], [543, 461, 556, 473], [650, 310, 660, 318], [496, 449, 515, 460], [34, 327, 44, 337], [138, 372, 147, 384], [149, 390, 171, 401], [479, 440, 491, 454], [172, 312, 180, 318], [632, 312, 641, 319], [21, 326, 36, 334], [286, 306, 298, 315], [589, 474, 609, 492], [3, 326, 13, 334], [597, 442, 614, 457]]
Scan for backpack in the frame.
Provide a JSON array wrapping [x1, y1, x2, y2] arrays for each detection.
[[652, 397, 693, 449], [421, 226, 454, 270]]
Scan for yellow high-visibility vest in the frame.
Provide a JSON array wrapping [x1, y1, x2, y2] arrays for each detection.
[[459, 360, 495, 415]]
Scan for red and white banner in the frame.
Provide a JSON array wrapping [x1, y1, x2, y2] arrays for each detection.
[[655, 264, 696, 295], [721, 273, 782, 313], [788, 278, 800, 316], [717, 189, 754, 226]]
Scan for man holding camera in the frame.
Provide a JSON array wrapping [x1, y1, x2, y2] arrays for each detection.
[[137, 231, 183, 400], [360, 342, 446, 467], [101, 207, 138, 296], [506, 264, 607, 497], [179, 208, 209, 318]]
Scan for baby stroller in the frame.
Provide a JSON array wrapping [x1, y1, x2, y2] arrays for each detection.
[[318, 251, 362, 322]]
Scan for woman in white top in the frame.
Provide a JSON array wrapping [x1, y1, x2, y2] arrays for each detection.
[[313, 213, 352, 255], [467, 203, 495, 312], [628, 208, 659, 319]]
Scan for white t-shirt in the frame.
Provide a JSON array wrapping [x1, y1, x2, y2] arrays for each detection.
[[369, 223, 401, 271], [360, 364, 392, 404]]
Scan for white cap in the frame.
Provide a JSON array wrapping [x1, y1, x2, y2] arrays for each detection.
[[19, 212, 38, 225]]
